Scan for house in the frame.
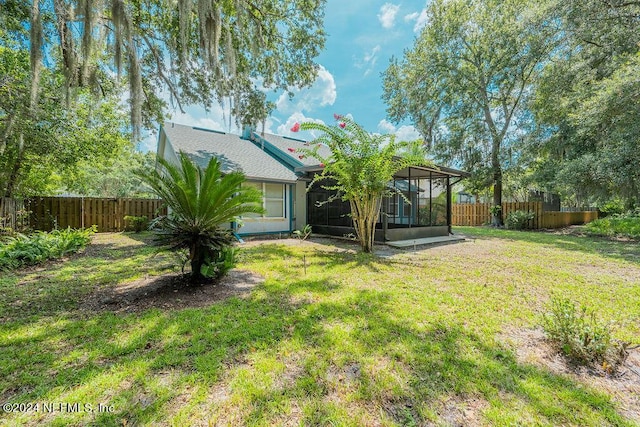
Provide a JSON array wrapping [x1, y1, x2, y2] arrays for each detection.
[[156, 122, 469, 240], [157, 123, 299, 235]]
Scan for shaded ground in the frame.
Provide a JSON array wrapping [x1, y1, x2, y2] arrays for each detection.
[[82, 269, 265, 314]]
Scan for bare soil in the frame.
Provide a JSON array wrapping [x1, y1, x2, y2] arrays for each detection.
[[82, 269, 264, 314], [499, 327, 640, 423]]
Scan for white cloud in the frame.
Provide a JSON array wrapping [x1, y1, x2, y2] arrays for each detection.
[[404, 12, 419, 22], [377, 119, 421, 142], [276, 65, 337, 114], [395, 125, 421, 142], [277, 112, 325, 138], [404, 6, 429, 33], [354, 45, 381, 77], [377, 119, 396, 134], [378, 3, 400, 29]]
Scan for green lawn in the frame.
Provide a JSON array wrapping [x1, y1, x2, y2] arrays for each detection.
[[1, 227, 639, 426]]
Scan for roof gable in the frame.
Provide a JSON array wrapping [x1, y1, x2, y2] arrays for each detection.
[[160, 123, 298, 183]]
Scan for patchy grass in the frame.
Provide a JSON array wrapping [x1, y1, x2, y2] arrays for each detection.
[[1, 229, 639, 426]]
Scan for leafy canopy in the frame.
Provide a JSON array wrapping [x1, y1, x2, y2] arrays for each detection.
[[2, 0, 327, 138], [382, 0, 556, 221], [297, 116, 429, 202], [531, 0, 640, 208]]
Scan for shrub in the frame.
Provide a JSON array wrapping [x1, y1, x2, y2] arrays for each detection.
[[293, 224, 312, 241], [505, 210, 535, 230], [124, 215, 149, 233], [0, 226, 96, 270], [598, 199, 625, 217], [137, 152, 264, 283], [200, 246, 237, 279], [542, 296, 629, 371], [585, 211, 640, 239]]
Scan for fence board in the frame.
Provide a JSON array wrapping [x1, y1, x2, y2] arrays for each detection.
[[452, 202, 598, 229], [1, 197, 167, 232]]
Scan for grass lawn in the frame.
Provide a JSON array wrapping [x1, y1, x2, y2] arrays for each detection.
[[1, 227, 639, 426]]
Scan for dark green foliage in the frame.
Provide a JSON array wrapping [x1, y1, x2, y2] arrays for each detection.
[[201, 246, 237, 279], [124, 216, 149, 233], [586, 211, 640, 239], [505, 210, 535, 230], [64, 150, 157, 198], [542, 296, 628, 371], [0, 226, 95, 270], [138, 152, 264, 282], [531, 1, 640, 208]]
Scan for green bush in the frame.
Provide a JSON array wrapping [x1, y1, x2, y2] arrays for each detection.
[[598, 199, 625, 217], [0, 226, 96, 270], [200, 246, 238, 279], [505, 210, 535, 230], [586, 211, 640, 239], [124, 215, 149, 233], [542, 296, 628, 371]]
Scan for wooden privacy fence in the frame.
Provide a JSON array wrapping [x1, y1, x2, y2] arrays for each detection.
[[0, 197, 167, 232], [539, 210, 599, 229], [0, 197, 29, 231], [452, 202, 598, 229]]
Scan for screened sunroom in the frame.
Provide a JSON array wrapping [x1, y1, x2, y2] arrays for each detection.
[[305, 165, 469, 242]]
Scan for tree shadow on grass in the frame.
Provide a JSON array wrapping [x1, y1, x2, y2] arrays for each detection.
[[458, 227, 640, 266], [238, 289, 631, 426], [1, 240, 634, 426], [0, 277, 632, 426]]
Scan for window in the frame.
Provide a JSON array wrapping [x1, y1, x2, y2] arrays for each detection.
[[244, 182, 286, 218], [264, 183, 285, 217]]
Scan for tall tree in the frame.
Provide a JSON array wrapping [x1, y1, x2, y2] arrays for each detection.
[[531, 0, 640, 209], [382, 0, 555, 225], [1, 0, 325, 196], [0, 44, 130, 197], [2, 0, 326, 139]]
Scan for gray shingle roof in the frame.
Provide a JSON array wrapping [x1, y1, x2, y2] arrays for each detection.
[[254, 132, 332, 167], [162, 123, 298, 183]]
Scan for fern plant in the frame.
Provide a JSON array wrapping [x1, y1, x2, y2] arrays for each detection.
[[0, 226, 95, 270]]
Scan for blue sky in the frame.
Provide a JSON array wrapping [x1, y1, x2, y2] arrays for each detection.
[[142, 1, 430, 151]]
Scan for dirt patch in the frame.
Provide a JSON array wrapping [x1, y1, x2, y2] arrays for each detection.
[[82, 269, 264, 313], [499, 327, 640, 423], [433, 396, 489, 427]]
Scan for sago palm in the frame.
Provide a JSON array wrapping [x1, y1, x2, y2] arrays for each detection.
[[139, 151, 264, 282]]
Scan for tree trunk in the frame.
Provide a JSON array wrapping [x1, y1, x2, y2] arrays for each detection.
[[491, 141, 504, 227], [4, 133, 25, 198], [190, 244, 206, 283], [0, 113, 16, 157], [350, 194, 381, 253]]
